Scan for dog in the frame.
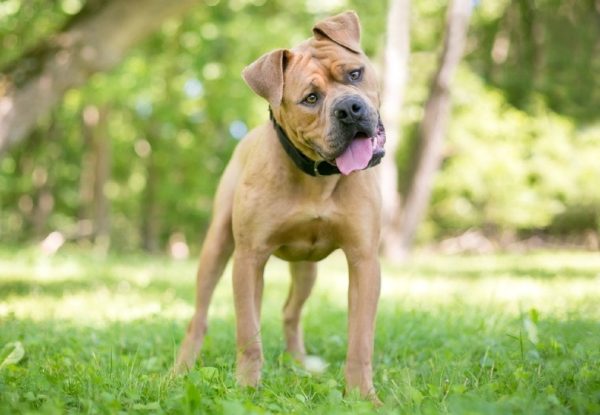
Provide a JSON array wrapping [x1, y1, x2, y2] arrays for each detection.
[[175, 11, 386, 399]]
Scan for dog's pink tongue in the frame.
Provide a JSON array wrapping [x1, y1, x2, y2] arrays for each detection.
[[335, 138, 373, 175]]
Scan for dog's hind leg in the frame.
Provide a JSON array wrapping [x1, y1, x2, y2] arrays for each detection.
[[283, 261, 317, 361], [174, 214, 233, 372], [174, 159, 240, 373]]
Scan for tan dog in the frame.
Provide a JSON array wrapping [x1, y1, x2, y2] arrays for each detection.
[[175, 11, 386, 399]]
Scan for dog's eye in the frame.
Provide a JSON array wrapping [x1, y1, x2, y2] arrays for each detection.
[[303, 93, 319, 105], [348, 69, 363, 82]]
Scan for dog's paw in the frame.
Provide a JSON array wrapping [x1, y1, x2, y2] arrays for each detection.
[[236, 371, 261, 389], [236, 357, 262, 388]]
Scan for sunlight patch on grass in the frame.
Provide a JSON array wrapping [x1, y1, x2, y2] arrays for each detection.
[[1, 250, 599, 324], [380, 274, 600, 318], [0, 291, 195, 324]]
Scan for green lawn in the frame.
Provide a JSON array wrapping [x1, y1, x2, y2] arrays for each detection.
[[1, 248, 599, 414]]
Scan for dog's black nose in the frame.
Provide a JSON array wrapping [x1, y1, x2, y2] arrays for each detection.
[[333, 97, 366, 124]]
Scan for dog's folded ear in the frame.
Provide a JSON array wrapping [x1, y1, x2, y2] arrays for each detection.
[[242, 49, 290, 108], [313, 11, 361, 54]]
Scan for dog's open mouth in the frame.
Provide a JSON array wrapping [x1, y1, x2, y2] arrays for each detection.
[[334, 119, 386, 176]]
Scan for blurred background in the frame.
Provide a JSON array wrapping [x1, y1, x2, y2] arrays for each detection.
[[1, 0, 599, 259]]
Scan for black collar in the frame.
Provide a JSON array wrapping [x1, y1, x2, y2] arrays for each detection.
[[269, 108, 341, 176]]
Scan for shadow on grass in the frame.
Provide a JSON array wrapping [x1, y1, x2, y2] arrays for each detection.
[[394, 264, 600, 280], [0, 277, 193, 300]]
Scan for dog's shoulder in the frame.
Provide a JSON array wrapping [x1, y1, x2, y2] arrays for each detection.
[[231, 123, 273, 165]]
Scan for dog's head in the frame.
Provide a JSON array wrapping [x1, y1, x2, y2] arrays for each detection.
[[242, 11, 386, 175]]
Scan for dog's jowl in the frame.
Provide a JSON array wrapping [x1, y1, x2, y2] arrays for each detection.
[[175, 11, 386, 400]]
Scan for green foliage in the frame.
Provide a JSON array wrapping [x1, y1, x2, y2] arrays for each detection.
[[429, 67, 600, 234], [469, 0, 600, 121], [0, 0, 71, 67], [1, 0, 599, 249], [0, 0, 389, 250], [1, 249, 599, 413], [398, 1, 600, 240]]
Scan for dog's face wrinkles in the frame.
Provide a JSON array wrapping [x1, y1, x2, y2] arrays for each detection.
[[275, 39, 382, 162]]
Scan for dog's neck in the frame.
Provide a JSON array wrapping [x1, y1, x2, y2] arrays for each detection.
[[269, 108, 342, 177]]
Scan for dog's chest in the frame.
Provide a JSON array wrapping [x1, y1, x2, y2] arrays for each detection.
[[271, 209, 338, 262]]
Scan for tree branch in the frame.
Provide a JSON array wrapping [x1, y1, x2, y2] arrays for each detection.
[[394, 0, 473, 258], [0, 0, 196, 157]]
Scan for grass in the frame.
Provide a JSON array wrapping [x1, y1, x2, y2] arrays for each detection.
[[0, 247, 599, 414]]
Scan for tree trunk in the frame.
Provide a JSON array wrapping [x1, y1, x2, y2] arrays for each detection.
[[31, 115, 60, 238], [517, 0, 545, 88], [90, 107, 111, 251], [0, 0, 196, 157], [78, 109, 96, 239], [379, 0, 411, 258], [141, 131, 160, 253], [394, 0, 473, 259], [79, 105, 111, 251]]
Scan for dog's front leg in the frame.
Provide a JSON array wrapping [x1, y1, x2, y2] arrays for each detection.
[[344, 255, 381, 399], [232, 250, 268, 388]]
